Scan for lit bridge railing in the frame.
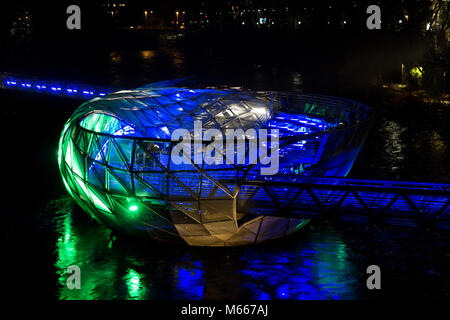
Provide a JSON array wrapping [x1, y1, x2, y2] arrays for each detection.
[[0, 72, 196, 100], [228, 177, 450, 230], [0, 72, 115, 99]]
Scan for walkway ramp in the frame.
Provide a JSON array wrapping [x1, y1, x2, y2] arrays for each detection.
[[230, 177, 450, 230]]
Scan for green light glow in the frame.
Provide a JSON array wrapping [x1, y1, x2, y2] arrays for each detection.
[[124, 268, 148, 299], [89, 190, 112, 213], [58, 111, 145, 217], [148, 199, 166, 205], [61, 176, 74, 198], [55, 199, 119, 300], [80, 112, 128, 134], [74, 174, 112, 213]]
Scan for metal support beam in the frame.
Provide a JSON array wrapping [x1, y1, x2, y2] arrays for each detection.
[[225, 177, 450, 230]]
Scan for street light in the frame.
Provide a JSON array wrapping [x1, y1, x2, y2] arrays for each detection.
[[144, 10, 148, 28], [176, 11, 179, 25]]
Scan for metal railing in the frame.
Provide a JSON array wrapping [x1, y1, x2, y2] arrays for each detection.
[[0, 72, 115, 99], [229, 177, 450, 230]]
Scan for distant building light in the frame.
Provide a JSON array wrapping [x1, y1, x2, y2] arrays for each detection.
[[399, 19, 402, 23], [242, 21, 245, 25], [426, 22, 431, 30], [298, 21, 301, 24], [259, 17, 267, 24]]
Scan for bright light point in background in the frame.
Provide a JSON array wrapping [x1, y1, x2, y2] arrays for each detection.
[[129, 205, 138, 212]]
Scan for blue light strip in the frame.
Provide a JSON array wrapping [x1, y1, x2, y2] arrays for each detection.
[[1, 73, 114, 100]]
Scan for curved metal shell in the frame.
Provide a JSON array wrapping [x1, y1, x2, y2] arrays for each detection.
[[58, 87, 373, 246]]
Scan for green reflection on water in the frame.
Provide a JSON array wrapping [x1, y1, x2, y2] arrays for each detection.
[[53, 197, 123, 299], [124, 268, 148, 299], [312, 235, 354, 298], [52, 196, 359, 300]]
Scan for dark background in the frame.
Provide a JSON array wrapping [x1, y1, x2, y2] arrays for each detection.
[[0, 0, 449, 301]]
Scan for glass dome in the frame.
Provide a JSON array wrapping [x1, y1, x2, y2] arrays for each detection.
[[58, 87, 373, 246]]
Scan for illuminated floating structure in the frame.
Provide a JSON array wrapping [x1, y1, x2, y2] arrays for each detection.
[[2, 73, 448, 237], [57, 83, 373, 246]]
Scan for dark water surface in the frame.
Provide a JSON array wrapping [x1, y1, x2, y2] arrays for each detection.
[[2, 47, 450, 300]]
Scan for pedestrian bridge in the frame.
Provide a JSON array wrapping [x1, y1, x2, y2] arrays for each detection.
[[227, 177, 450, 230]]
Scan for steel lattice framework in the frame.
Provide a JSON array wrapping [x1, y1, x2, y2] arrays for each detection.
[[57, 86, 373, 246], [232, 177, 450, 229]]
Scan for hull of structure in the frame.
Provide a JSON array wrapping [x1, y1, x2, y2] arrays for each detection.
[[58, 88, 373, 246]]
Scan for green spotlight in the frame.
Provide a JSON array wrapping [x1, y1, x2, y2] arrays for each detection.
[[129, 205, 138, 212]]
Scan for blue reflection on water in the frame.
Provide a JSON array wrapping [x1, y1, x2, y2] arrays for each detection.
[[237, 235, 359, 300], [173, 260, 204, 299]]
